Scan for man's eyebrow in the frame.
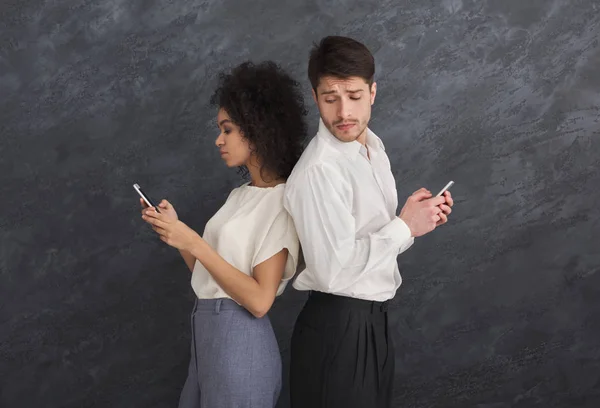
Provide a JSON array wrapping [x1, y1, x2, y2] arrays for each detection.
[[320, 89, 364, 95]]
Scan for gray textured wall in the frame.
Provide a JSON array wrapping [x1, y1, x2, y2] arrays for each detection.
[[1, 0, 599, 407]]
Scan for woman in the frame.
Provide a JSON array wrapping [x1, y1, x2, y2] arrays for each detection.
[[140, 61, 307, 407]]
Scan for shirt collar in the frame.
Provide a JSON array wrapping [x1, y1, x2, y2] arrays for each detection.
[[316, 118, 385, 157]]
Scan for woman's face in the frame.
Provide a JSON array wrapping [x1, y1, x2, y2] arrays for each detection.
[[215, 108, 253, 168]]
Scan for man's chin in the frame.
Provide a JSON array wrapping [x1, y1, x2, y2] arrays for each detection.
[[325, 125, 353, 141], [335, 133, 358, 143], [334, 128, 364, 143]]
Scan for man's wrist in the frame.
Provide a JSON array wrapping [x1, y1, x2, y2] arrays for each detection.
[[398, 216, 414, 238]]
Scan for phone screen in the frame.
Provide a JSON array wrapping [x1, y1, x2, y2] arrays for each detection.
[[133, 183, 160, 212]]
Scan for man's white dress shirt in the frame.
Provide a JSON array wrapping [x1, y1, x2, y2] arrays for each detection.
[[284, 119, 414, 302]]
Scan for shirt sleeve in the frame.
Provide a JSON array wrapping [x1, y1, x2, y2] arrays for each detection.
[[252, 208, 300, 282], [284, 163, 413, 293]]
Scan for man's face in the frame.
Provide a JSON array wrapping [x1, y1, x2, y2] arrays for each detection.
[[313, 75, 376, 145]]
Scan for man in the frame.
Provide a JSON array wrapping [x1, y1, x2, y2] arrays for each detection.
[[283, 35, 454, 408]]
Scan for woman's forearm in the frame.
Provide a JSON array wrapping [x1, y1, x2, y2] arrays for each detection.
[[188, 236, 272, 317], [179, 249, 196, 272]]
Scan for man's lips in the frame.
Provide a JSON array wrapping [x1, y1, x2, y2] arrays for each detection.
[[336, 123, 356, 131]]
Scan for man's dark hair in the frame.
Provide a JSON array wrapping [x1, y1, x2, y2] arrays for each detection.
[[307, 35, 375, 91]]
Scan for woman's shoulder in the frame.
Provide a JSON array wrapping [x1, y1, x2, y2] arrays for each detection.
[[234, 183, 289, 213], [237, 182, 286, 196], [223, 181, 252, 200]]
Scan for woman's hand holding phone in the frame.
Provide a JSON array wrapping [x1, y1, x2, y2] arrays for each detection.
[[140, 198, 178, 221]]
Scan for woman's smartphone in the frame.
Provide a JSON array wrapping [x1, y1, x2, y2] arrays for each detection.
[[436, 181, 454, 197], [133, 183, 160, 213]]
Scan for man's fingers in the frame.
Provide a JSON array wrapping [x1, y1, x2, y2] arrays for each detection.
[[443, 191, 454, 206], [412, 187, 430, 195], [429, 205, 441, 215], [411, 191, 433, 202], [427, 196, 447, 206], [437, 212, 447, 224], [439, 204, 452, 215]]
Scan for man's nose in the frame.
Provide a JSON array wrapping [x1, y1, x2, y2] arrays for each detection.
[[337, 99, 351, 119]]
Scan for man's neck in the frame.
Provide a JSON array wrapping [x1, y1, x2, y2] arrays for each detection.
[[356, 127, 368, 146]]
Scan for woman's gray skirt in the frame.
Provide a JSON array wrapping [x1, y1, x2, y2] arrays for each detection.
[[178, 298, 282, 408]]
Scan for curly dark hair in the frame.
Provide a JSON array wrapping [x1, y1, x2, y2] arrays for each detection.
[[210, 61, 308, 181]]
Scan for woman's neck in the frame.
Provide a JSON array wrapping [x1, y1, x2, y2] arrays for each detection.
[[247, 162, 283, 188]]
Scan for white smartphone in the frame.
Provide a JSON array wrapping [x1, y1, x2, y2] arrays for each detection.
[[133, 183, 160, 212], [436, 180, 454, 197]]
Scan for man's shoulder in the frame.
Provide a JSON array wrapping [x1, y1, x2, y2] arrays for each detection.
[[288, 139, 345, 185], [286, 143, 350, 207]]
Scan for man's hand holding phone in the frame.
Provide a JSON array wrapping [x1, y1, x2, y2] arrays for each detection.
[[399, 182, 454, 237]]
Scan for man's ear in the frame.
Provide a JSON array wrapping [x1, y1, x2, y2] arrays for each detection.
[[370, 81, 377, 105], [312, 88, 318, 104]]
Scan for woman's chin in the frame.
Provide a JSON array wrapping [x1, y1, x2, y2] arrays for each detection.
[[221, 159, 239, 168]]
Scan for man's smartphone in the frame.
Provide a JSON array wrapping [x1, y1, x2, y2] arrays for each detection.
[[436, 181, 454, 197], [133, 183, 160, 213]]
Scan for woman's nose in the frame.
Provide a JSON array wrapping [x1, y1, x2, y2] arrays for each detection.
[[215, 132, 224, 147]]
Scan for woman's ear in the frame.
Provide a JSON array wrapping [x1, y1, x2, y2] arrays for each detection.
[[248, 142, 257, 155]]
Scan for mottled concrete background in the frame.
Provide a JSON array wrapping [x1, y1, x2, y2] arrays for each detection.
[[1, 0, 599, 407]]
